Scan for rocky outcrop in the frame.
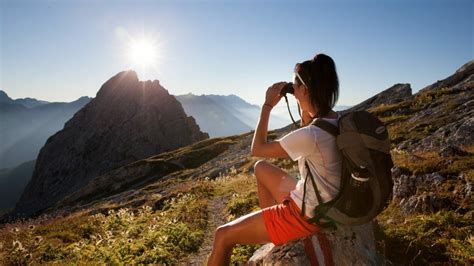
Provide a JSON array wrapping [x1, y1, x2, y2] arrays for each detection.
[[396, 62, 473, 153], [249, 222, 380, 265], [13, 70, 208, 216], [419, 60, 474, 94], [346, 83, 412, 112]]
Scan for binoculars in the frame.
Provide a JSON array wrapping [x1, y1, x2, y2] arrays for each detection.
[[280, 82, 294, 95]]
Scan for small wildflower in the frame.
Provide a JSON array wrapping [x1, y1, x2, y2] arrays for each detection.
[[12, 240, 23, 250], [34, 236, 43, 243], [10, 227, 19, 233], [127, 238, 132, 244], [28, 225, 35, 230], [25, 253, 32, 260]]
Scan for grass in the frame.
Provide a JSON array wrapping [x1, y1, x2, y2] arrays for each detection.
[[213, 171, 265, 264], [0, 182, 212, 265], [376, 202, 473, 264], [391, 147, 473, 176]]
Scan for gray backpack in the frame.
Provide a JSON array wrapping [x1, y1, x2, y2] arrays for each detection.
[[300, 110, 394, 228]]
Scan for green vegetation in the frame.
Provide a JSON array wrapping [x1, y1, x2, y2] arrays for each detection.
[[0, 183, 211, 265], [376, 202, 473, 264], [213, 171, 263, 264], [391, 147, 473, 176]]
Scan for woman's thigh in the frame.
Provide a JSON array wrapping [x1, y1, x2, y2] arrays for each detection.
[[255, 160, 297, 203], [221, 209, 271, 245]]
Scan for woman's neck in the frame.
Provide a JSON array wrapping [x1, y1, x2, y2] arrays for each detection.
[[308, 107, 337, 119]]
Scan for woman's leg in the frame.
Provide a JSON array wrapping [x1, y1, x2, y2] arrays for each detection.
[[207, 210, 269, 266], [254, 160, 297, 208], [208, 160, 297, 265]]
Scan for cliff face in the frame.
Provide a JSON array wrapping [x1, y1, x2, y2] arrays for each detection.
[[14, 70, 208, 216]]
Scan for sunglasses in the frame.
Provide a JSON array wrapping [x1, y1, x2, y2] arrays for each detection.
[[294, 60, 312, 89]]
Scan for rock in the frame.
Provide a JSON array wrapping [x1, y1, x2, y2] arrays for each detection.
[[419, 60, 474, 94], [424, 172, 446, 184], [249, 222, 379, 265], [393, 174, 416, 199], [344, 83, 412, 113], [400, 192, 450, 214], [13, 70, 209, 216]]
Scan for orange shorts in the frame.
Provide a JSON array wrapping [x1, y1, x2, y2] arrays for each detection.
[[262, 196, 321, 246]]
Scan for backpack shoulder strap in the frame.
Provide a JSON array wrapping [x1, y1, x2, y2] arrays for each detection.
[[311, 119, 340, 136]]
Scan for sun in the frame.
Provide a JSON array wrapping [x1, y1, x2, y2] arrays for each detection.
[[119, 29, 165, 79], [127, 38, 158, 68]]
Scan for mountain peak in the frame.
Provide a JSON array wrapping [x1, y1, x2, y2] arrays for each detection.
[[96, 70, 164, 99], [0, 90, 14, 104], [14, 71, 208, 216]]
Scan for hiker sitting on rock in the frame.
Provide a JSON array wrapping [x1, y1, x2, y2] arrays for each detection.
[[208, 53, 341, 265]]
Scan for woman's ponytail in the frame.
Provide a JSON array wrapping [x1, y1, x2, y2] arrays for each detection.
[[308, 53, 339, 117]]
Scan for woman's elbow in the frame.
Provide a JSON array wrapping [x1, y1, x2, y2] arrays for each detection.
[[250, 144, 260, 157]]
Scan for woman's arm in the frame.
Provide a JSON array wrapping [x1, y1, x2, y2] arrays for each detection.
[[250, 83, 290, 158]]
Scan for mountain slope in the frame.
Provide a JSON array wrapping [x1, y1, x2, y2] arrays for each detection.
[[0, 160, 36, 213], [0, 61, 472, 265]]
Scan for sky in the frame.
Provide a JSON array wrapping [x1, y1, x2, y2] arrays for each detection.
[[1, 0, 472, 107]]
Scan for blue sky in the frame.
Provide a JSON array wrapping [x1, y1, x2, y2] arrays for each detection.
[[1, 0, 472, 107]]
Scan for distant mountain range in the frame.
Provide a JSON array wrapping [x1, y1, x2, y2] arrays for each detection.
[[176, 93, 293, 137], [0, 90, 92, 169], [0, 90, 49, 108]]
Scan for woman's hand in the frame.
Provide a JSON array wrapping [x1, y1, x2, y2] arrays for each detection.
[[265, 82, 287, 108]]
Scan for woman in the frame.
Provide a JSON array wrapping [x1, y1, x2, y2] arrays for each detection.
[[207, 53, 341, 265]]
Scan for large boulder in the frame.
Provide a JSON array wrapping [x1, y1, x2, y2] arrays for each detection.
[[249, 222, 379, 265]]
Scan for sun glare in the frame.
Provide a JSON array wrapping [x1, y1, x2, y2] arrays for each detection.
[[128, 39, 158, 68], [119, 28, 165, 79]]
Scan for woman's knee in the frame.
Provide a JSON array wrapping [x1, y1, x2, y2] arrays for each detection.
[[254, 160, 270, 178], [213, 225, 235, 247]]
